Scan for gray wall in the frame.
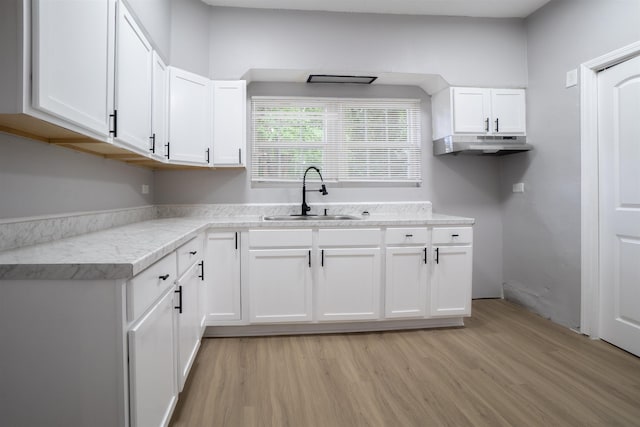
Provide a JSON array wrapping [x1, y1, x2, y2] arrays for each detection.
[[501, 0, 640, 328], [125, 0, 172, 60], [0, 133, 154, 219], [169, 0, 211, 76], [208, 7, 528, 86], [156, 7, 531, 298]]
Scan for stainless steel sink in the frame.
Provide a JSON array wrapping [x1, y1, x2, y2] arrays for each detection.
[[263, 214, 361, 221]]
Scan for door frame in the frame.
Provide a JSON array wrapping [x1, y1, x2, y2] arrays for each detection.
[[580, 40, 640, 338]]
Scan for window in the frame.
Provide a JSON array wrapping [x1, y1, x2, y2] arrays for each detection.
[[251, 97, 421, 183]]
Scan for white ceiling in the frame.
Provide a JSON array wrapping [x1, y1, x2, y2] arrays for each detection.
[[201, 0, 551, 18]]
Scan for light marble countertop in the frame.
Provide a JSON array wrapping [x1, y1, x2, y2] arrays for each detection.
[[0, 213, 474, 281]]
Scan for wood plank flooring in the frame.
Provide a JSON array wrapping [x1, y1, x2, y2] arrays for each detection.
[[169, 300, 640, 427]]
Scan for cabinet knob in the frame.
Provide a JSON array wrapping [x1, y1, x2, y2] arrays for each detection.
[[159, 274, 170, 281], [189, 251, 197, 255], [405, 234, 413, 238]]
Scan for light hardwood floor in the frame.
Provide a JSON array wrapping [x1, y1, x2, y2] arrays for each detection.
[[170, 300, 640, 426]]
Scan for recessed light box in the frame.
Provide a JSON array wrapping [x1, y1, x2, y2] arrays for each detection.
[[307, 74, 378, 84]]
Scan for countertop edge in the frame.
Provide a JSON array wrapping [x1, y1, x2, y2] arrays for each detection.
[[0, 215, 474, 281]]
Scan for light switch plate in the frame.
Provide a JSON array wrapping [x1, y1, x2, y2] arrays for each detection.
[[512, 183, 525, 193], [141, 184, 149, 194], [566, 69, 578, 88]]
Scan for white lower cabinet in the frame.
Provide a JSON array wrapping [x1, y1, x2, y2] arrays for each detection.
[[248, 248, 313, 323], [385, 246, 428, 318], [128, 288, 177, 427], [175, 260, 202, 390], [247, 229, 313, 323], [316, 229, 381, 321], [317, 247, 381, 321], [236, 225, 473, 327], [430, 227, 473, 317], [205, 231, 241, 322], [384, 228, 429, 319]]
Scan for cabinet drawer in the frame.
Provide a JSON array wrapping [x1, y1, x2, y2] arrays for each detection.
[[127, 252, 177, 321], [318, 228, 381, 247], [177, 234, 204, 278], [249, 229, 312, 248], [431, 227, 473, 245], [385, 228, 428, 245]]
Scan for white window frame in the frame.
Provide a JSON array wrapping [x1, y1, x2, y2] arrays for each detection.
[[250, 96, 422, 184]]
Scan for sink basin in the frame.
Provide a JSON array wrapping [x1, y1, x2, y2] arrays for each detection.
[[263, 214, 362, 221]]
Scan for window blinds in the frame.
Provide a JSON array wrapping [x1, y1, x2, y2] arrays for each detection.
[[251, 97, 421, 183]]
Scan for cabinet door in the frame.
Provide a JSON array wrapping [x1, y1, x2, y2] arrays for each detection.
[[129, 289, 177, 427], [452, 87, 491, 134], [168, 67, 212, 165], [32, 0, 115, 137], [430, 246, 472, 317], [317, 248, 381, 321], [385, 247, 428, 318], [114, 2, 153, 152], [213, 81, 246, 166], [490, 89, 526, 135], [151, 52, 169, 160], [249, 249, 312, 323], [206, 232, 241, 322], [176, 263, 201, 391]]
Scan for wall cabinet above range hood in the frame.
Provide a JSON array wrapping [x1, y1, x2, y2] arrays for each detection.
[[432, 87, 531, 156]]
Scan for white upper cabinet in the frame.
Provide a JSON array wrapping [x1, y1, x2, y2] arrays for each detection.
[[452, 88, 491, 134], [432, 87, 526, 139], [114, 1, 153, 153], [212, 80, 246, 167], [151, 52, 169, 160], [31, 0, 115, 137], [168, 67, 213, 165], [490, 89, 526, 135]]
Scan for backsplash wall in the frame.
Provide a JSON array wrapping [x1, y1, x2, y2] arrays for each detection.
[[0, 133, 154, 219]]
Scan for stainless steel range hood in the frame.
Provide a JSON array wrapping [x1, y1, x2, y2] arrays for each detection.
[[433, 135, 533, 156]]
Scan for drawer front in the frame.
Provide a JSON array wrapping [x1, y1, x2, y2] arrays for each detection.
[[177, 234, 204, 277], [318, 228, 381, 247], [128, 252, 177, 321], [385, 228, 428, 245], [249, 229, 312, 248], [431, 227, 473, 245]]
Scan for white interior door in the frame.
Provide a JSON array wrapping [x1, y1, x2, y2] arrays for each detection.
[[598, 54, 640, 357]]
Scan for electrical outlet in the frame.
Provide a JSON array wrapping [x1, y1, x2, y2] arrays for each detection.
[[512, 183, 525, 193], [141, 184, 149, 195]]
